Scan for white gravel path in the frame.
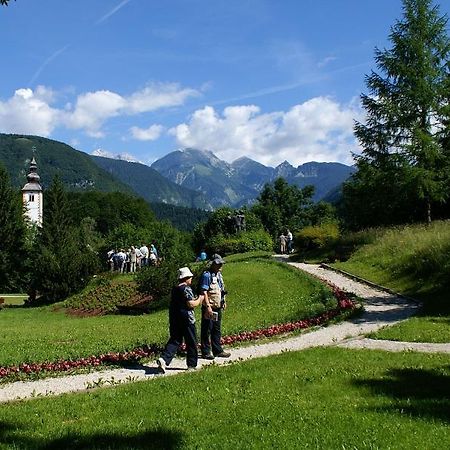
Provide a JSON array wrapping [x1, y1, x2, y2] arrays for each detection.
[[1, 260, 447, 404]]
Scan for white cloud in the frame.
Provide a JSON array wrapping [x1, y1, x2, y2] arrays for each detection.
[[65, 90, 126, 137], [0, 87, 60, 136], [170, 97, 362, 166], [64, 82, 199, 136], [130, 124, 164, 141], [0, 82, 198, 138], [126, 82, 199, 114]]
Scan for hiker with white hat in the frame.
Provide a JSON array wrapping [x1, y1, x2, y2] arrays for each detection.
[[157, 267, 204, 373]]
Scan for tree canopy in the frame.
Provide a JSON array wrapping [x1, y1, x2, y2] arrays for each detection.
[[0, 163, 28, 292], [343, 0, 450, 228]]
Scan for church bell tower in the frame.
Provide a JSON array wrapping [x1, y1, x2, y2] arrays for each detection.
[[22, 147, 43, 227]]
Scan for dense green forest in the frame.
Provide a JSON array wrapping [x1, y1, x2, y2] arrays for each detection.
[[0, 134, 132, 193], [150, 202, 211, 232]]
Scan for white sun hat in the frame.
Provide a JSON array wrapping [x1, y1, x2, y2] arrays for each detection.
[[178, 267, 194, 280]]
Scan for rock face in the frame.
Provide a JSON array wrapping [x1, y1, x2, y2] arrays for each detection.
[[152, 148, 355, 207]]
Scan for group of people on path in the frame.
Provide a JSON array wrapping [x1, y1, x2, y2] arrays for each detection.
[[279, 229, 293, 254], [107, 242, 159, 273], [157, 254, 231, 372]]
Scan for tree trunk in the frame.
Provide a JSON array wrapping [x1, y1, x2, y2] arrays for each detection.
[[427, 199, 432, 224]]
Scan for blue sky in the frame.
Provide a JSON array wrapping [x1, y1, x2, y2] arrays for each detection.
[[1, 0, 449, 167]]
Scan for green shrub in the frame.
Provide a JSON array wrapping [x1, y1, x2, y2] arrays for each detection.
[[207, 230, 273, 256], [295, 223, 340, 251], [136, 259, 178, 300]]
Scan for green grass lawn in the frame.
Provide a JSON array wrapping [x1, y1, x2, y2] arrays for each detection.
[[0, 347, 448, 449], [0, 258, 336, 367], [330, 221, 450, 343]]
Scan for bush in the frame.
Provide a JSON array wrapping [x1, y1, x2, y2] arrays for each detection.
[[295, 223, 340, 252], [207, 230, 273, 256], [136, 259, 178, 300]]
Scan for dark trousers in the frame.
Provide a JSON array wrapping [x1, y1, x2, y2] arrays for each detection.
[[201, 307, 223, 356], [161, 310, 198, 368]]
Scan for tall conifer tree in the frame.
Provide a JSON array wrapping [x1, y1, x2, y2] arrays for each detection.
[[345, 0, 450, 227], [0, 164, 28, 291], [30, 176, 98, 303]]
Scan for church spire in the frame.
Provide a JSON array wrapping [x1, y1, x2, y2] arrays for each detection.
[[22, 147, 43, 227]]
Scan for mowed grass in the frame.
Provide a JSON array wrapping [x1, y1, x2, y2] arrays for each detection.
[[0, 348, 448, 449], [0, 258, 335, 367], [333, 221, 450, 343]]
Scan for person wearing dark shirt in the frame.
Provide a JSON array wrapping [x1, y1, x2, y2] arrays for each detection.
[[157, 267, 203, 372]]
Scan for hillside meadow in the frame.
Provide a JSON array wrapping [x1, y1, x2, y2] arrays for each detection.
[[331, 220, 450, 343]]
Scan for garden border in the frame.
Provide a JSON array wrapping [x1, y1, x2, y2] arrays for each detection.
[[0, 284, 357, 381]]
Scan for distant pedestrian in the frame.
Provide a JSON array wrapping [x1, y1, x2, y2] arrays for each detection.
[[139, 244, 149, 267], [286, 229, 293, 254], [117, 249, 127, 273], [150, 241, 158, 259], [196, 250, 207, 262], [157, 267, 204, 373], [279, 233, 287, 254], [130, 246, 137, 273]]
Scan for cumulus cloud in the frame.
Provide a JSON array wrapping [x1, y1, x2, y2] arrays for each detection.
[[170, 97, 362, 166], [0, 82, 199, 138], [64, 82, 198, 137], [65, 90, 126, 137], [0, 87, 60, 136], [130, 124, 164, 141]]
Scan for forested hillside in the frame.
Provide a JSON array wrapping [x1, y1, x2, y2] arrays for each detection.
[[90, 154, 210, 209], [0, 134, 132, 193], [150, 202, 211, 232]]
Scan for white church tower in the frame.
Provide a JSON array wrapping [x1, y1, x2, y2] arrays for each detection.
[[22, 148, 43, 227]]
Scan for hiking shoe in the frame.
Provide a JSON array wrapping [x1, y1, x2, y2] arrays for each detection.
[[215, 352, 231, 358], [157, 357, 166, 374], [186, 366, 198, 372], [201, 353, 215, 360]]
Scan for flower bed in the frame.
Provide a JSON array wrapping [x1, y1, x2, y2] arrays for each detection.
[[0, 285, 357, 380]]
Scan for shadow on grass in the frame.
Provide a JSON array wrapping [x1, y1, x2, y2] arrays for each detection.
[[353, 366, 450, 423], [0, 421, 184, 449]]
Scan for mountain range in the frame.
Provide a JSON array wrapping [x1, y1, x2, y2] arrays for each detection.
[[151, 148, 355, 207], [0, 134, 355, 211]]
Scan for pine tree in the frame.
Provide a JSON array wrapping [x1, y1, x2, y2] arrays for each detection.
[[30, 176, 99, 303], [347, 0, 450, 226], [0, 164, 28, 292]]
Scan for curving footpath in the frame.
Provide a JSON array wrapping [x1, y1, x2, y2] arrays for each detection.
[[1, 260, 448, 404]]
